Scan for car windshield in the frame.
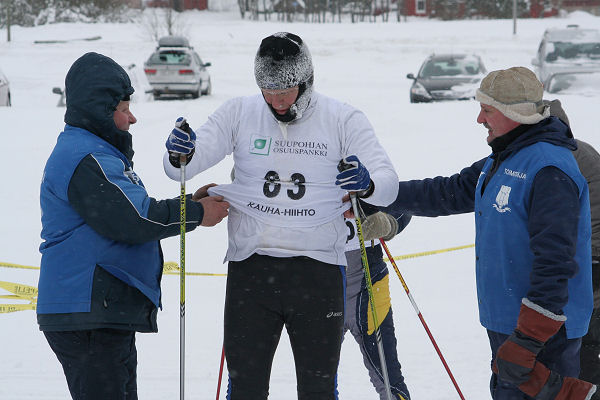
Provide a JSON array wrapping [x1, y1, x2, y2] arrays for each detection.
[[545, 41, 600, 62], [420, 56, 482, 78], [147, 50, 191, 65]]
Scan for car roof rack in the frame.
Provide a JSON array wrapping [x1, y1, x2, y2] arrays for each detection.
[[157, 36, 191, 49]]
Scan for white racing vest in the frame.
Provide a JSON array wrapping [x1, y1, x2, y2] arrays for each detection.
[[164, 92, 398, 265]]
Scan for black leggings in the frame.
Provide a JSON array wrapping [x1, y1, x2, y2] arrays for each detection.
[[224, 254, 345, 400]]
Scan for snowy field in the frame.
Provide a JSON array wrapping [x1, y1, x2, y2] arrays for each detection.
[[1, 8, 600, 400]]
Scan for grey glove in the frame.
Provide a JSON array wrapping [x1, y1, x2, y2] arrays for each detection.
[[361, 212, 398, 241]]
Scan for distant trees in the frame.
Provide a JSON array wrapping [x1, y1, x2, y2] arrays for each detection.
[[0, 0, 130, 28], [236, 0, 398, 22], [465, 0, 528, 18]]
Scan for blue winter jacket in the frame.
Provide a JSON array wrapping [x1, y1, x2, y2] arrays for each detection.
[[381, 117, 593, 338], [38, 52, 204, 331]]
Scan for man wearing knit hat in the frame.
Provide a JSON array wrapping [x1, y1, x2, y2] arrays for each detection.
[[162, 33, 399, 399], [375, 66, 597, 400]]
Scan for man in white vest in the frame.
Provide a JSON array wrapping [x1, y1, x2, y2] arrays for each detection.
[[163, 32, 398, 400]]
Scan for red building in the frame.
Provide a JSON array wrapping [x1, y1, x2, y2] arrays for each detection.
[[400, 0, 600, 17], [401, 0, 430, 16], [144, 0, 208, 10]]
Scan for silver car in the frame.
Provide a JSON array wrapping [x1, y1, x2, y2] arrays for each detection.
[[532, 25, 600, 92], [144, 36, 212, 99], [0, 67, 11, 106]]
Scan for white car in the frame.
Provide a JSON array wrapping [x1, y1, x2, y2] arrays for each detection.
[[0, 67, 11, 106], [144, 36, 212, 100], [532, 25, 600, 92]]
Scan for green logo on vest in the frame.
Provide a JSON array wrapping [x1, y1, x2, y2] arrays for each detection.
[[254, 139, 266, 149], [250, 135, 271, 156]]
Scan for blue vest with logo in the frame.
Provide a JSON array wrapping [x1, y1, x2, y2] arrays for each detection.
[[38, 125, 162, 314], [474, 142, 592, 338]]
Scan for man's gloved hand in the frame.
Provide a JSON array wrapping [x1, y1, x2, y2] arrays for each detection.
[[362, 212, 399, 241], [493, 298, 566, 386], [336, 155, 372, 193], [166, 117, 196, 154], [516, 361, 596, 399], [166, 117, 196, 167]]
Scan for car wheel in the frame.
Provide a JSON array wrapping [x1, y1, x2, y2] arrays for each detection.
[[7, 92, 11, 107], [191, 89, 200, 99], [201, 79, 212, 96]]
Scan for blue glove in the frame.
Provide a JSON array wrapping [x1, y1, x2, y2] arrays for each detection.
[[166, 117, 196, 155], [335, 155, 371, 191]]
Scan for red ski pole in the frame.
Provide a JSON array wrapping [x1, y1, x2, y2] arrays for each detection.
[[215, 344, 225, 400], [379, 238, 466, 400]]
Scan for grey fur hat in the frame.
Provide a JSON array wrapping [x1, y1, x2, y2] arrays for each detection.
[[254, 32, 314, 121], [475, 67, 550, 124]]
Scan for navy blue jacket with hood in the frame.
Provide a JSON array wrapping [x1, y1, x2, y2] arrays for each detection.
[[381, 116, 593, 338], [38, 52, 205, 332]]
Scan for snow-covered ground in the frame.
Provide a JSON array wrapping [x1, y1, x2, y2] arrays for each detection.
[[1, 9, 600, 400]]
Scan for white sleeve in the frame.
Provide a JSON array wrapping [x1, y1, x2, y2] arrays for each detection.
[[341, 107, 399, 206], [163, 98, 241, 181]]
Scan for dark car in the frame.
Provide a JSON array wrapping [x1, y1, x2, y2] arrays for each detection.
[[407, 53, 487, 103]]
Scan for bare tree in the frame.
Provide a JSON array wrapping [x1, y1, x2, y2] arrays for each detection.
[[139, 4, 189, 41]]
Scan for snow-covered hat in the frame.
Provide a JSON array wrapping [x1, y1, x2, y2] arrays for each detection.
[[254, 32, 314, 121], [475, 67, 549, 124]]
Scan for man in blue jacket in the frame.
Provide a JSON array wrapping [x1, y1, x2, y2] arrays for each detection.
[[38, 52, 229, 400], [378, 67, 596, 400]]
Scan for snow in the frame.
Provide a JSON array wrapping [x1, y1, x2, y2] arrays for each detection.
[[1, 9, 600, 400]]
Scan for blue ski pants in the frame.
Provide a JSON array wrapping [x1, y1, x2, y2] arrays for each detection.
[[344, 244, 410, 400]]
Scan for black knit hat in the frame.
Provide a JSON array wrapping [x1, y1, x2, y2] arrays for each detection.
[[255, 32, 314, 122]]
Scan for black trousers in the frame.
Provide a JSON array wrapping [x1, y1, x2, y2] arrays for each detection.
[[580, 258, 600, 385], [44, 329, 137, 400], [224, 254, 345, 400]]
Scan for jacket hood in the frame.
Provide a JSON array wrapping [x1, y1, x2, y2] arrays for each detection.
[[502, 116, 575, 160], [64, 52, 135, 161]]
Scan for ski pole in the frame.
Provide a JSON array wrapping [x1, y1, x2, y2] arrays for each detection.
[[178, 118, 192, 400], [216, 344, 225, 400], [349, 193, 393, 400], [179, 152, 187, 400], [379, 239, 466, 400]]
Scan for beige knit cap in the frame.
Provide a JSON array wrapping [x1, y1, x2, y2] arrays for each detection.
[[475, 67, 550, 124]]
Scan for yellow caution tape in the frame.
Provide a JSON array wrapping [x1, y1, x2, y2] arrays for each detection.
[[0, 295, 26, 300], [0, 281, 38, 300], [0, 303, 37, 313], [383, 243, 475, 262], [0, 280, 38, 313], [162, 262, 227, 277], [0, 261, 39, 270], [0, 260, 226, 277], [0, 243, 474, 314]]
